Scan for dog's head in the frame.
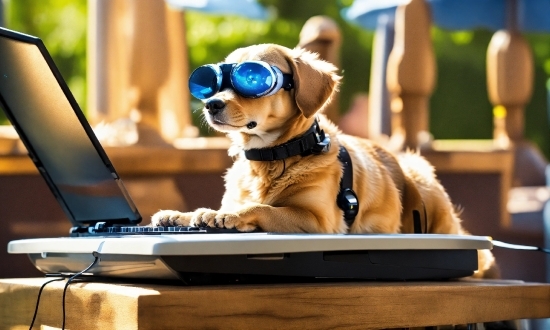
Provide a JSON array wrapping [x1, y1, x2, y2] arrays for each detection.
[[194, 44, 341, 152]]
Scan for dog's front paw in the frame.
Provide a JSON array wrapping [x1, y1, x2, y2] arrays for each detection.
[[218, 213, 258, 232], [191, 210, 257, 232], [187, 208, 218, 227], [150, 210, 193, 227]]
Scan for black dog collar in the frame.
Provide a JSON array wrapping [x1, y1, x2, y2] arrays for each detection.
[[244, 119, 331, 161]]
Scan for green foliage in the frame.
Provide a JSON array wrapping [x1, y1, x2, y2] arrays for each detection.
[[430, 28, 494, 140], [0, 0, 87, 124]]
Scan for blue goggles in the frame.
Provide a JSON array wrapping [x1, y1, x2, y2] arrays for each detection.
[[189, 61, 294, 100]]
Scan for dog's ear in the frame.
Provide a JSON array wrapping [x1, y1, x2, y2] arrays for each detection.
[[286, 48, 341, 118]]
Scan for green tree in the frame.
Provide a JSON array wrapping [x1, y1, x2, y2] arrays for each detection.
[[1, 0, 87, 123]]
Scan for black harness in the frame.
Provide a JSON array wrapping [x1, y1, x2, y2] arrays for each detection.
[[244, 120, 359, 226], [336, 146, 359, 226]]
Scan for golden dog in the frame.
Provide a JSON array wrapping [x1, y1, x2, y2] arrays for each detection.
[[151, 44, 496, 277]]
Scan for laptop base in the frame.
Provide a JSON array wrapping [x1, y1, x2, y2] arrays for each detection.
[[14, 233, 488, 282]]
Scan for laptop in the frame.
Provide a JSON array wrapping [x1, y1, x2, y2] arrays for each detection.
[[0, 26, 493, 282]]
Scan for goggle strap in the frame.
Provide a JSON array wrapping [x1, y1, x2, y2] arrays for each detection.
[[264, 66, 285, 97], [220, 63, 234, 91], [281, 74, 294, 91]]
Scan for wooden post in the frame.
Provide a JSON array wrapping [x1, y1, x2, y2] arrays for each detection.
[[486, 30, 533, 146], [298, 15, 341, 124], [87, 0, 196, 146], [386, 0, 436, 150], [87, 0, 131, 126], [486, 1, 549, 188]]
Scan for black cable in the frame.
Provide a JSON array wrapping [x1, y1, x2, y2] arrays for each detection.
[[61, 252, 100, 330], [29, 277, 64, 330], [28, 251, 100, 330]]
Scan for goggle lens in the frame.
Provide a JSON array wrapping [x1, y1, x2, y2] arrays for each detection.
[[231, 62, 274, 98], [189, 65, 221, 100], [188, 61, 292, 100]]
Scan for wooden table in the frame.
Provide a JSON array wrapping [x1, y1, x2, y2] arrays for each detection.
[[1, 278, 549, 329], [421, 140, 514, 227], [0, 138, 233, 176]]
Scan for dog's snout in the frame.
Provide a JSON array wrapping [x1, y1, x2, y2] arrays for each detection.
[[205, 98, 225, 116]]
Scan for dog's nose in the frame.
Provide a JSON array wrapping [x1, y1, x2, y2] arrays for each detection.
[[205, 98, 225, 116]]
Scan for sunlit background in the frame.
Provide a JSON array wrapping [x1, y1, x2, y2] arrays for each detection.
[[1, 0, 549, 159]]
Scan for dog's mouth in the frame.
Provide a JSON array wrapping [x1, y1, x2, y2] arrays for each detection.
[[212, 118, 233, 127], [208, 117, 250, 131]]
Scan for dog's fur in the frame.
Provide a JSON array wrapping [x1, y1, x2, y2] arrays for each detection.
[[151, 44, 497, 277]]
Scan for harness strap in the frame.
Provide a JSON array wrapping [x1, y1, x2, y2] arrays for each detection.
[[337, 146, 359, 227], [412, 201, 429, 234]]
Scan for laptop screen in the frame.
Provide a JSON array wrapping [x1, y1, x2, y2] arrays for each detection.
[[0, 28, 141, 226]]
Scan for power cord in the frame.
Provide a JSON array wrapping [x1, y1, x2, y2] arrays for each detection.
[[492, 240, 550, 254], [29, 251, 101, 330], [29, 277, 64, 329]]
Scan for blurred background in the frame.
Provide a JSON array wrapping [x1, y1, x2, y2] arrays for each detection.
[[0, 0, 548, 156]]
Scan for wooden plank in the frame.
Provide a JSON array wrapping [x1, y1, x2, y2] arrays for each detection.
[[1, 278, 549, 330], [105, 144, 232, 175], [422, 142, 514, 227], [0, 278, 145, 330], [424, 151, 513, 173], [0, 154, 35, 175], [1, 138, 514, 176], [0, 138, 232, 176], [422, 140, 514, 174]]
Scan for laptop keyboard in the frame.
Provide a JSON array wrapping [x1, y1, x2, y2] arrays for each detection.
[[70, 225, 243, 236], [103, 226, 241, 234]]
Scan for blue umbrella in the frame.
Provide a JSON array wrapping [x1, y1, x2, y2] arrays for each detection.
[[343, 0, 406, 30], [343, 0, 550, 32], [166, 0, 268, 20]]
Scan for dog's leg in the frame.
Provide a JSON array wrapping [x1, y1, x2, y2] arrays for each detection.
[[152, 207, 253, 228], [191, 203, 345, 233]]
